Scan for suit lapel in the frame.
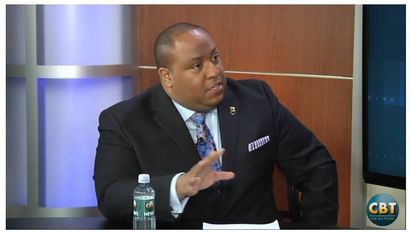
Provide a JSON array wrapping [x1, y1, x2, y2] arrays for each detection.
[[152, 87, 199, 166], [216, 82, 242, 217], [217, 86, 239, 172], [150, 83, 240, 171]]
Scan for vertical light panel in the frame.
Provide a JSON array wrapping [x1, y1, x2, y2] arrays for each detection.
[[6, 77, 28, 206], [6, 5, 26, 65], [6, 5, 27, 207], [37, 5, 131, 65], [35, 5, 133, 208], [38, 77, 132, 207]]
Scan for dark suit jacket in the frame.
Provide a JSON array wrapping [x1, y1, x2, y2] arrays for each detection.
[[93, 78, 338, 228]]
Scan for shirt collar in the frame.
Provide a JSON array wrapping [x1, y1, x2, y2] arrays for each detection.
[[172, 100, 217, 122]]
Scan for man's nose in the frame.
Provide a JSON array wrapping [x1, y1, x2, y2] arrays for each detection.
[[205, 61, 221, 79]]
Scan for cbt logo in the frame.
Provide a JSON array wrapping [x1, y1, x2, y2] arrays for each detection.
[[366, 193, 399, 226]]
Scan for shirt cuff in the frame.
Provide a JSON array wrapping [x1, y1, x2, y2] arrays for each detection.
[[170, 172, 189, 218]]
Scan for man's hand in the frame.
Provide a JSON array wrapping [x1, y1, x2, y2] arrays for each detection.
[[176, 148, 235, 200]]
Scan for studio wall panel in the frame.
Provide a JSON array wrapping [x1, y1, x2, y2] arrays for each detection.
[[137, 68, 160, 91], [136, 5, 354, 77]]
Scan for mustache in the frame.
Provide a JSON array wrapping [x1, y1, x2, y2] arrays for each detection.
[[207, 76, 226, 90]]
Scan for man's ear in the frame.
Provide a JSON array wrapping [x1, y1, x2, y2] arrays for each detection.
[[158, 67, 172, 88]]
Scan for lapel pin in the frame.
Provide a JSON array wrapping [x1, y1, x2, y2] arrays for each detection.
[[229, 106, 237, 116]]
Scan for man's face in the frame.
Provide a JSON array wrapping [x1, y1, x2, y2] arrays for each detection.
[[162, 29, 226, 112]]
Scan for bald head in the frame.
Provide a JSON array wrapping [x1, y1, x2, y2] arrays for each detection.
[[154, 23, 209, 68]]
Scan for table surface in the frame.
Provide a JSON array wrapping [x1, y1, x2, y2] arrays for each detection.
[[6, 217, 339, 229], [6, 217, 131, 230]]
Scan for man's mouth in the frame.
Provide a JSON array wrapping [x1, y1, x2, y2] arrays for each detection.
[[207, 79, 225, 93]]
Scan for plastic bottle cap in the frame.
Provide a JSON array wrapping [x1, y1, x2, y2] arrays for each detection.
[[138, 174, 150, 183]]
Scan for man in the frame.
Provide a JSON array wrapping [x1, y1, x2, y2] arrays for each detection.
[[93, 23, 338, 229]]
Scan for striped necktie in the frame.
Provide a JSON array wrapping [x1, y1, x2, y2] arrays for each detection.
[[191, 112, 222, 171]]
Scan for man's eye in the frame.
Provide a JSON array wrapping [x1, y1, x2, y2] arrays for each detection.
[[192, 64, 202, 70], [212, 54, 220, 62]]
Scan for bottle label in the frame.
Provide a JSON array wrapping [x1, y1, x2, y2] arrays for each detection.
[[133, 198, 155, 217]]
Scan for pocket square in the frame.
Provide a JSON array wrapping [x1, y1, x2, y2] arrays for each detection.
[[248, 135, 270, 152]]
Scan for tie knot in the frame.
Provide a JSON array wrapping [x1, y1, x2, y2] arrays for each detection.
[[191, 112, 206, 126]]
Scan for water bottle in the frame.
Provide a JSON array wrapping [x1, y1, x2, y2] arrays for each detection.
[[133, 174, 156, 229]]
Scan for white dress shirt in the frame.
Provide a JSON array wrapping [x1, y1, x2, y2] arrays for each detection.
[[169, 100, 222, 217]]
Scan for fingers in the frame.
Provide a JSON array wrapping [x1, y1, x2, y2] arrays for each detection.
[[177, 148, 236, 199], [190, 149, 226, 176], [203, 148, 225, 164], [215, 171, 235, 181]]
